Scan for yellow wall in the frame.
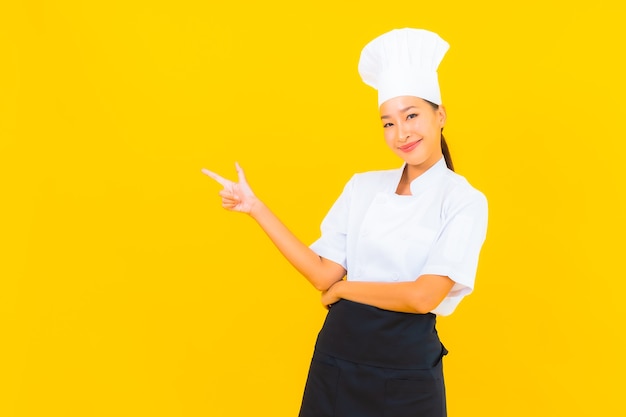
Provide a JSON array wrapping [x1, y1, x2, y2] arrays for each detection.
[[2, 1, 624, 416]]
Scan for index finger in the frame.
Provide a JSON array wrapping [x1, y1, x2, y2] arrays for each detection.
[[201, 168, 230, 187]]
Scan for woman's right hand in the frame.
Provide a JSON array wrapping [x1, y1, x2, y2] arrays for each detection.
[[202, 162, 260, 214]]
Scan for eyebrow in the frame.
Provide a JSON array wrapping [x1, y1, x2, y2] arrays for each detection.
[[380, 106, 418, 119]]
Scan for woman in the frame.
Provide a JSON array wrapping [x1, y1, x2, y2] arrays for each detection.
[[203, 28, 488, 417]]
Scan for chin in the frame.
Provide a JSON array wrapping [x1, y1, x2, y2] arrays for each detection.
[[402, 155, 428, 166]]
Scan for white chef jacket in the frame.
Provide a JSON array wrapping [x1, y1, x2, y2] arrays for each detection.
[[310, 157, 488, 316]]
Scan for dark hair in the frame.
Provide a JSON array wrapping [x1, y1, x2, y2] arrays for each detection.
[[425, 100, 454, 172]]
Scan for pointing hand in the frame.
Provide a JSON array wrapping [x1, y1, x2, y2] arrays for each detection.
[[202, 162, 259, 214]]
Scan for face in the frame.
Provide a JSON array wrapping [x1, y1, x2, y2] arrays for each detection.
[[379, 95, 446, 177]]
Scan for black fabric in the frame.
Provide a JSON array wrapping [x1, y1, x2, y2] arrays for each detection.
[[299, 300, 447, 417]]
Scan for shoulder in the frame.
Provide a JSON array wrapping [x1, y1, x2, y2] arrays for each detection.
[[350, 167, 401, 188], [333, 168, 401, 204], [439, 169, 488, 212]]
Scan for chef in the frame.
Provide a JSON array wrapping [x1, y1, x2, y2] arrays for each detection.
[[203, 27, 488, 417]]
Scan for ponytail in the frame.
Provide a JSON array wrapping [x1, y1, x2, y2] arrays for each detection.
[[441, 133, 454, 172]]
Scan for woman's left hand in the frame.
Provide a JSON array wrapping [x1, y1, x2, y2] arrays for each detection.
[[321, 281, 344, 310]]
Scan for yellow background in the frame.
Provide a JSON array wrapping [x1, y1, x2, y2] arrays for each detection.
[[2, 1, 624, 416]]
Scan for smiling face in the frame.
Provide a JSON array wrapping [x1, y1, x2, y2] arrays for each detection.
[[379, 95, 447, 179]]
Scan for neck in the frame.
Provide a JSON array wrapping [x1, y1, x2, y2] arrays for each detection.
[[404, 158, 440, 183]]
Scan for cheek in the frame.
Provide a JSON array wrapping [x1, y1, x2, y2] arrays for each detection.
[[418, 121, 437, 138], [383, 130, 395, 147], [411, 119, 427, 132]]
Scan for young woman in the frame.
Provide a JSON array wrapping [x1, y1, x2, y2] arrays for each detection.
[[203, 28, 488, 417]]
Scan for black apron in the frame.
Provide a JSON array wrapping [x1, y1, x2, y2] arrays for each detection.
[[299, 299, 448, 417]]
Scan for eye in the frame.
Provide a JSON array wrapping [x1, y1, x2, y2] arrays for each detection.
[[406, 113, 419, 120], [383, 122, 394, 128]]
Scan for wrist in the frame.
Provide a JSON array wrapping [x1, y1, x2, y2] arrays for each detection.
[[247, 197, 265, 218], [332, 279, 346, 298]]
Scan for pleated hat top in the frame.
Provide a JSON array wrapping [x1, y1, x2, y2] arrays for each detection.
[[358, 28, 450, 107]]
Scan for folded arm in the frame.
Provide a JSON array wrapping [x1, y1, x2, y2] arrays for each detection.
[[321, 274, 455, 314]]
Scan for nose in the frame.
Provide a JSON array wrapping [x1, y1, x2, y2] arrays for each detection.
[[397, 124, 410, 142]]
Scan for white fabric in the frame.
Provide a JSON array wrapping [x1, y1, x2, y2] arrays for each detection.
[[358, 28, 450, 106], [310, 158, 488, 316]]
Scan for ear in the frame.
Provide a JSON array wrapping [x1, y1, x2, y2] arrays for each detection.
[[438, 105, 447, 128]]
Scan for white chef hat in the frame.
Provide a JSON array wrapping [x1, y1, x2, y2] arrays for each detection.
[[358, 28, 450, 107]]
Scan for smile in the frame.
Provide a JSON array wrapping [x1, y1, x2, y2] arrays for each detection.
[[398, 140, 422, 152]]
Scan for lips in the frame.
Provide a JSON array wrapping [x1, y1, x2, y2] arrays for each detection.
[[398, 139, 422, 152]]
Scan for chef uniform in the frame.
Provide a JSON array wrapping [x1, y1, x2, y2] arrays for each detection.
[[298, 29, 488, 417]]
